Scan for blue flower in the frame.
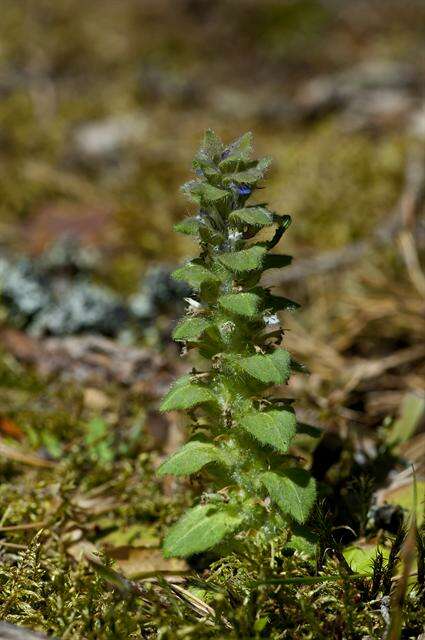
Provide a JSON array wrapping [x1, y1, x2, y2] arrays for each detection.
[[236, 184, 251, 196]]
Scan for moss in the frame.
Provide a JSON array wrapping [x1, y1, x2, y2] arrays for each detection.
[[265, 122, 406, 250]]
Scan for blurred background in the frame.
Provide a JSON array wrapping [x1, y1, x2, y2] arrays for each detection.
[[0, 0, 424, 442]]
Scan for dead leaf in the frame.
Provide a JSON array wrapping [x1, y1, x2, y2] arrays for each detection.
[[67, 538, 99, 563], [0, 417, 24, 441], [84, 388, 111, 411], [106, 546, 187, 579]]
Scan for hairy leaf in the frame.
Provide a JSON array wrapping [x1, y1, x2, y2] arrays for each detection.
[[223, 132, 253, 162], [173, 317, 211, 342], [241, 409, 296, 452], [163, 505, 244, 558], [229, 207, 273, 227], [237, 349, 291, 385], [182, 181, 229, 205], [261, 469, 316, 523], [224, 157, 272, 185], [160, 380, 216, 412], [218, 245, 266, 272], [219, 292, 261, 317], [158, 441, 226, 476], [200, 129, 223, 162], [172, 263, 220, 289]]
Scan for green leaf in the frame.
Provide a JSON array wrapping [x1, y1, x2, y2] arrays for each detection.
[[237, 349, 291, 385], [219, 292, 261, 317], [224, 157, 272, 185], [172, 263, 220, 289], [173, 317, 211, 342], [241, 409, 296, 452], [229, 207, 273, 227], [174, 217, 199, 236], [253, 618, 268, 633], [288, 524, 318, 555], [200, 129, 222, 162], [343, 544, 389, 575], [218, 133, 253, 171], [182, 181, 229, 205], [270, 349, 292, 377], [218, 245, 266, 272], [257, 156, 273, 173], [158, 441, 226, 476], [160, 380, 216, 412], [261, 469, 316, 524], [224, 169, 261, 185], [163, 505, 243, 558]]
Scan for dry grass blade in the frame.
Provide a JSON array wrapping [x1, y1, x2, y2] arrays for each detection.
[[167, 583, 216, 619], [386, 475, 418, 640], [0, 440, 56, 469], [0, 522, 47, 532], [166, 582, 233, 630], [398, 230, 425, 298]]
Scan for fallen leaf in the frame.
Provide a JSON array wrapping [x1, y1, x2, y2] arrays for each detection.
[[344, 543, 389, 575], [84, 388, 111, 411], [106, 546, 187, 579], [67, 539, 99, 563], [0, 417, 24, 440]]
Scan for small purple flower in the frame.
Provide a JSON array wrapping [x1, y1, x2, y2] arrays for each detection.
[[221, 148, 231, 160], [195, 168, 204, 177]]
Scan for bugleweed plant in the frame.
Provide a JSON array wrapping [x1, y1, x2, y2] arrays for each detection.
[[159, 130, 316, 558]]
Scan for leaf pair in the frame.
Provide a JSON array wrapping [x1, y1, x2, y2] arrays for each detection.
[[163, 469, 316, 557]]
